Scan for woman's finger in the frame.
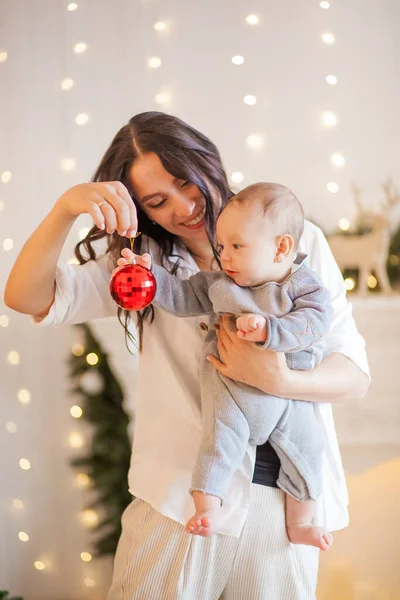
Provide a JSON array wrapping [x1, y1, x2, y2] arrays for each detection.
[[101, 184, 131, 234], [218, 318, 235, 351], [217, 328, 229, 353], [206, 354, 229, 376], [88, 184, 133, 235], [111, 181, 138, 235], [216, 328, 227, 359], [89, 191, 118, 234], [86, 200, 106, 231], [59, 181, 137, 235], [100, 203, 119, 234]]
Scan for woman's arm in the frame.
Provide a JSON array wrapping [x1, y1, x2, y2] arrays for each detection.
[[207, 320, 369, 402], [284, 351, 370, 402], [4, 181, 137, 316], [207, 222, 371, 404], [4, 202, 76, 315]]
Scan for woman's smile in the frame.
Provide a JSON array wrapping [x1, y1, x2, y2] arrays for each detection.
[[181, 207, 206, 229]]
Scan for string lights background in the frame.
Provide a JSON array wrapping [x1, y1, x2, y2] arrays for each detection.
[[1, 1, 399, 598]]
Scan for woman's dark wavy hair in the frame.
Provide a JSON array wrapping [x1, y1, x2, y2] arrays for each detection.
[[74, 111, 233, 352]]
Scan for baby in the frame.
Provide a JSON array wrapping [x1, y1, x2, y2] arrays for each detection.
[[127, 182, 334, 550]]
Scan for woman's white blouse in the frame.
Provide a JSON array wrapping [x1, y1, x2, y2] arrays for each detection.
[[32, 220, 370, 536]]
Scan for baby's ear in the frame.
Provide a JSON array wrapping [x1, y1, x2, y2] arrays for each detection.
[[274, 234, 294, 262]]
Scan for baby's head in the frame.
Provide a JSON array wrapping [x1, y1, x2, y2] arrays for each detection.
[[215, 182, 304, 287]]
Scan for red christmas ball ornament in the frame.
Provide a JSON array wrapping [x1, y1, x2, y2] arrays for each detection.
[[110, 263, 156, 311]]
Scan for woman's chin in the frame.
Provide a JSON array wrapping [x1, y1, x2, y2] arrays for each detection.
[[180, 223, 207, 239]]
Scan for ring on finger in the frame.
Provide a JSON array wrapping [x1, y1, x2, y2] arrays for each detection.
[[97, 201, 107, 208]]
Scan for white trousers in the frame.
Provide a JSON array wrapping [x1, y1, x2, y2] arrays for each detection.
[[107, 485, 319, 600]]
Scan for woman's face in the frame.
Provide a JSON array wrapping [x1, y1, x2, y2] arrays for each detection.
[[129, 152, 210, 245]]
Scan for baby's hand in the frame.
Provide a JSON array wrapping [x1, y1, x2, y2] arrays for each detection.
[[236, 314, 268, 343], [112, 248, 152, 276]]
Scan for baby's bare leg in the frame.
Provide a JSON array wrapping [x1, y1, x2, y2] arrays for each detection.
[[185, 492, 222, 537], [285, 494, 333, 551]]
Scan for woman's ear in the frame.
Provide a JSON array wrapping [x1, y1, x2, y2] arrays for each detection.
[[274, 234, 295, 263]]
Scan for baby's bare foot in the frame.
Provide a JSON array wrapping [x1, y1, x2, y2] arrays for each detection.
[[185, 511, 219, 537], [287, 524, 334, 551]]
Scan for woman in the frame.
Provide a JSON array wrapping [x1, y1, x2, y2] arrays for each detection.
[[5, 111, 370, 599]]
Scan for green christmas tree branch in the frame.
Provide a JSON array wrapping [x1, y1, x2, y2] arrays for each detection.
[[68, 324, 132, 557]]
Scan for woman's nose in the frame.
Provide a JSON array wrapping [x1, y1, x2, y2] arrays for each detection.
[[173, 193, 196, 218]]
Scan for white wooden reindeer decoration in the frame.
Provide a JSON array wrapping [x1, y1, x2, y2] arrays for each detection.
[[328, 178, 400, 295]]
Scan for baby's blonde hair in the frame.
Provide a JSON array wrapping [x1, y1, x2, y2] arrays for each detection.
[[227, 182, 304, 248]]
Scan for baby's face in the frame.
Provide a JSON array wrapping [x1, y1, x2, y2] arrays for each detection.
[[215, 202, 280, 287]]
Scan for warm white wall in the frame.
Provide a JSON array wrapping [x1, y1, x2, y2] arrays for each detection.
[[1, 1, 399, 599], [324, 299, 400, 600]]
